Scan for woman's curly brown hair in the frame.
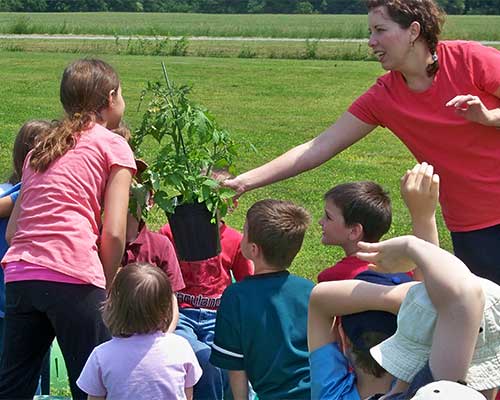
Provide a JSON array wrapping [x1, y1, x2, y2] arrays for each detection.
[[366, 0, 446, 76]]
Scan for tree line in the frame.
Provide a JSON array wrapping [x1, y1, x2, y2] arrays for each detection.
[[0, 0, 498, 15]]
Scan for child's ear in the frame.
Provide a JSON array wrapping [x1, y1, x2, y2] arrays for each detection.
[[108, 89, 117, 107], [250, 242, 260, 259], [349, 223, 364, 242]]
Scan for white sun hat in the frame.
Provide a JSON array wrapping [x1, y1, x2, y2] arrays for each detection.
[[410, 381, 486, 399], [370, 278, 500, 391]]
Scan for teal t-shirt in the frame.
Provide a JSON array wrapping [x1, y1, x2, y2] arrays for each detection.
[[210, 270, 314, 400]]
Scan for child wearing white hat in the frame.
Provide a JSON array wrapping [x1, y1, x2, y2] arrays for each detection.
[[411, 381, 486, 400], [309, 235, 500, 400]]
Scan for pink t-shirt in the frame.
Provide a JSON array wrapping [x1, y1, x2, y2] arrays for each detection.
[[77, 332, 202, 400], [2, 123, 136, 288], [349, 41, 500, 232]]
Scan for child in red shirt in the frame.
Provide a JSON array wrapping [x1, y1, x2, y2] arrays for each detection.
[[318, 181, 392, 282]]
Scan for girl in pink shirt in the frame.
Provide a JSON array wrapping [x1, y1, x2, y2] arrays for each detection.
[[0, 59, 136, 399]]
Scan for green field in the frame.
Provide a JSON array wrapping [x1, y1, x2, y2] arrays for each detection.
[[1, 12, 500, 40], [0, 50, 452, 283]]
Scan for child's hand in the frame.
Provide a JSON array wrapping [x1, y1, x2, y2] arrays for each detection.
[[356, 237, 417, 273], [401, 162, 439, 222]]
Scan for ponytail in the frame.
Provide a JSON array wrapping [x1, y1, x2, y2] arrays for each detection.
[[29, 114, 94, 172], [29, 58, 120, 172]]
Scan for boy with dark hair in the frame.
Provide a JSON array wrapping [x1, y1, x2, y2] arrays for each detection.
[[308, 163, 500, 399], [318, 181, 392, 282], [210, 199, 314, 400]]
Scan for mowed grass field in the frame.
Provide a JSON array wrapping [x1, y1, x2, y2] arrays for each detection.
[[0, 51, 452, 281], [1, 12, 500, 40]]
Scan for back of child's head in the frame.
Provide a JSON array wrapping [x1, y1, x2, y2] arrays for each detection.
[[246, 199, 311, 269], [342, 271, 412, 378], [29, 58, 121, 173], [103, 262, 173, 337], [324, 181, 391, 242], [8, 120, 52, 184]]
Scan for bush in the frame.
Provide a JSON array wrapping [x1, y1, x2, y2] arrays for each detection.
[[296, 1, 314, 14]]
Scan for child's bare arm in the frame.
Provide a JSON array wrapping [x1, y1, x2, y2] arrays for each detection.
[[5, 192, 22, 245], [0, 196, 14, 218], [100, 166, 133, 290], [401, 163, 440, 278], [358, 236, 485, 383], [185, 386, 193, 400], [168, 294, 179, 332], [308, 280, 415, 352], [229, 370, 249, 400], [88, 396, 105, 400]]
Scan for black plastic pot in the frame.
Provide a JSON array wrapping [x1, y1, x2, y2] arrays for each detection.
[[167, 201, 221, 262]]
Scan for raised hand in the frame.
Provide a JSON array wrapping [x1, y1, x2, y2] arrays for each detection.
[[356, 237, 417, 274], [401, 162, 439, 222], [446, 94, 497, 126]]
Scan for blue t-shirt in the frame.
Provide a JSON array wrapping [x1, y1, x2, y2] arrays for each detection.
[[310, 341, 436, 400], [210, 270, 314, 400], [310, 342, 361, 400], [0, 182, 21, 318]]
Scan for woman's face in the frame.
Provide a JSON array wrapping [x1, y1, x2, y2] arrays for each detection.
[[368, 6, 415, 71]]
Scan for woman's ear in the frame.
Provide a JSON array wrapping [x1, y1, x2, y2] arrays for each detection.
[[409, 21, 422, 44]]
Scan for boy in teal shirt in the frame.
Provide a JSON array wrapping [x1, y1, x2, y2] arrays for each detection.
[[210, 199, 313, 400]]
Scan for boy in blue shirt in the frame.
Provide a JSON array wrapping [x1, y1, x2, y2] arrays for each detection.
[[210, 199, 314, 400]]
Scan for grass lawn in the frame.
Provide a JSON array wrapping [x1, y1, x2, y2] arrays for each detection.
[[0, 50, 452, 282], [0, 12, 499, 41]]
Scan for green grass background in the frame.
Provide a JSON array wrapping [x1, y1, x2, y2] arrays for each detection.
[[1, 13, 500, 40], [0, 51, 452, 282]]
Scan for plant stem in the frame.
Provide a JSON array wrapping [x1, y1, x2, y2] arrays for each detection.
[[161, 61, 191, 175]]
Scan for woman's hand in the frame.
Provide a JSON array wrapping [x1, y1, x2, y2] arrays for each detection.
[[446, 94, 499, 127], [222, 175, 246, 198]]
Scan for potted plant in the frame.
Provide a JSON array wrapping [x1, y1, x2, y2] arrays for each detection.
[[131, 62, 238, 261]]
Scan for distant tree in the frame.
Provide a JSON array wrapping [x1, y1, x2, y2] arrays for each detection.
[[46, 0, 69, 11], [296, 1, 314, 13], [142, 0, 167, 11], [12, 0, 47, 11], [222, 0, 249, 13], [107, 0, 142, 11], [466, 0, 499, 14], [323, 0, 365, 13], [247, 0, 265, 12], [0, 0, 12, 11], [84, 0, 109, 11], [438, 0, 465, 14]]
